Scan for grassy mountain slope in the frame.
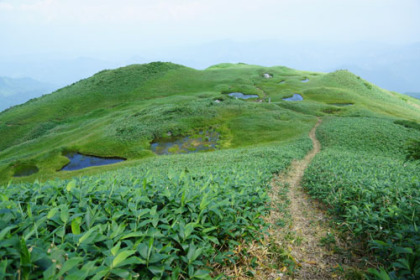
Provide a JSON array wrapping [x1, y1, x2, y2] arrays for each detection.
[[0, 62, 419, 279], [1, 62, 419, 183]]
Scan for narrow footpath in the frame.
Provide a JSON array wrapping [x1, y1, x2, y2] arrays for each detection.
[[262, 118, 363, 279], [220, 119, 365, 279]]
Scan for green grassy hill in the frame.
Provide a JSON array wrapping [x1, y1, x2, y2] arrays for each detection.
[[1, 62, 419, 183], [0, 62, 419, 279]]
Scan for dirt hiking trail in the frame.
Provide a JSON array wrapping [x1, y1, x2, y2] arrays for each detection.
[[263, 118, 364, 279], [219, 119, 366, 279]]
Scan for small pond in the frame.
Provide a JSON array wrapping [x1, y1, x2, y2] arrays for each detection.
[[329, 103, 354, 107], [227, 92, 259, 99], [279, 80, 286, 84], [283, 94, 303, 101], [60, 153, 125, 171], [301, 78, 309, 83], [13, 165, 39, 177], [151, 131, 219, 155]]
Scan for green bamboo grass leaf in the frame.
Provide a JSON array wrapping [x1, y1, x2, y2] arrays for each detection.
[[0, 225, 16, 240], [26, 203, 32, 218], [66, 180, 76, 192], [110, 268, 130, 279], [148, 237, 154, 260], [202, 226, 217, 233], [186, 243, 203, 265], [57, 257, 84, 278], [112, 250, 136, 268], [71, 217, 82, 235], [121, 232, 145, 240], [137, 243, 148, 260], [367, 268, 392, 280], [47, 207, 59, 219], [183, 222, 197, 241], [0, 260, 8, 278], [91, 268, 109, 280], [192, 270, 212, 279], [19, 238, 31, 280], [60, 205, 69, 223], [24, 216, 47, 241], [111, 242, 121, 256], [0, 193, 8, 202], [199, 194, 210, 211], [78, 226, 97, 246], [148, 265, 165, 276], [142, 178, 147, 191]]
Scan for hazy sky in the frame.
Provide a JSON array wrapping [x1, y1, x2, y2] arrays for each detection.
[[1, 0, 419, 59]]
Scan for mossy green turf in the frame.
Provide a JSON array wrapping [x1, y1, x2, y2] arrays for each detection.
[[1, 62, 419, 183]]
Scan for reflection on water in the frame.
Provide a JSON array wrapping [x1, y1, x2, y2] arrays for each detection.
[[60, 153, 125, 171], [283, 94, 303, 101], [227, 92, 259, 99]]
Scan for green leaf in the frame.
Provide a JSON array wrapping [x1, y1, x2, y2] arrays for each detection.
[[199, 194, 210, 211], [26, 203, 32, 218], [71, 217, 82, 235], [0, 225, 16, 240], [368, 268, 391, 280], [193, 269, 211, 279], [0, 260, 8, 276], [19, 238, 31, 280], [149, 253, 167, 264], [183, 222, 196, 241], [60, 205, 69, 224], [57, 257, 84, 277], [66, 180, 77, 192], [91, 268, 109, 280], [187, 243, 197, 263], [112, 250, 136, 268], [394, 247, 413, 255], [78, 227, 96, 246], [137, 243, 148, 260], [110, 268, 130, 279], [111, 242, 121, 256], [202, 226, 217, 233], [43, 263, 56, 279], [0, 193, 9, 202], [47, 207, 59, 219], [121, 232, 145, 240], [148, 265, 165, 276]]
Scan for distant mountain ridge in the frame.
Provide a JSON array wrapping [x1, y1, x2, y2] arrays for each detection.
[[0, 41, 419, 95], [0, 76, 56, 112], [405, 92, 420, 99]]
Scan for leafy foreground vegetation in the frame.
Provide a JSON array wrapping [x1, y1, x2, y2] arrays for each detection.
[[0, 139, 312, 279], [303, 117, 420, 279]]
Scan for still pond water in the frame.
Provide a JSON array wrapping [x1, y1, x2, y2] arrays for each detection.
[[61, 153, 125, 171], [227, 92, 259, 99], [283, 94, 303, 101]]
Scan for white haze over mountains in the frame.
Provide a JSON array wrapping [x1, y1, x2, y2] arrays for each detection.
[[0, 0, 419, 110]]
